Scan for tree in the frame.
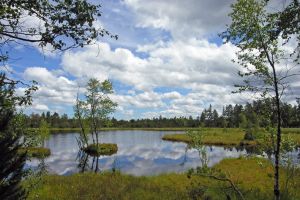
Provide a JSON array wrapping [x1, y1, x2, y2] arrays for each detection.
[[239, 113, 247, 129], [0, 73, 37, 200], [0, 0, 117, 63], [0, 1, 116, 196], [222, 0, 299, 198], [75, 78, 117, 146], [39, 119, 50, 146]]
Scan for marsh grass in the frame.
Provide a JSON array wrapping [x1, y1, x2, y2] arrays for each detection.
[[162, 131, 256, 146], [26, 157, 300, 200], [18, 147, 51, 158]]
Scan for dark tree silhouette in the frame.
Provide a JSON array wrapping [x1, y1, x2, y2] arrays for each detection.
[[0, 73, 36, 200]]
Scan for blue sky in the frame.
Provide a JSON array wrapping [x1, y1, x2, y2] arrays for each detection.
[[4, 0, 299, 119]]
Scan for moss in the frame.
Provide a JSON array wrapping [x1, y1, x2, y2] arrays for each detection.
[[18, 147, 51, 158], [83, 143, 118, 156]]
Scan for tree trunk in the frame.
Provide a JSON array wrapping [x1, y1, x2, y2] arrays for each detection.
[[91, 131, 95, 144], [272, 65, 281, 200], [95, 128, 99, 144]]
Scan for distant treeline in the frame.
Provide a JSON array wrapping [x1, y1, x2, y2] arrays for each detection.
[[25, 98, 300, 128]]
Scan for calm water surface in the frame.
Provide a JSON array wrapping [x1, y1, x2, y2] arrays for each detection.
[[26, 130, 299, 176]]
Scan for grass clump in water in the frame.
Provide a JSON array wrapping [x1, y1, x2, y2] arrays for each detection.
[[18, 147, 51, 158], [83, 143, 118, 156]]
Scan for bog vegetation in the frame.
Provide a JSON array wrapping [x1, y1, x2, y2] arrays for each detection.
[[26, 157, 300, 200]]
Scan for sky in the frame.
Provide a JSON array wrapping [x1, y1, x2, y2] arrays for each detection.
[[5, 0, 300, 119]]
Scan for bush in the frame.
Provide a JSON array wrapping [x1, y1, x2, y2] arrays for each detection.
[[244, 129, 256, 141]]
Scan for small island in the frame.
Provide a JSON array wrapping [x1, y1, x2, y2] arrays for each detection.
[[83, 143, 118, 156], [18, 147, 51, 159]]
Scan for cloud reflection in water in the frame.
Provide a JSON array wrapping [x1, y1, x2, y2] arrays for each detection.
[[26, 130, 280, 176]]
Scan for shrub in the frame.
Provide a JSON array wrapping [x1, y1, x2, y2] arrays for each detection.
[[244, 129, 256, 140]]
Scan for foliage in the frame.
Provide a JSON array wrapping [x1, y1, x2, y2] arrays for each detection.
[[244, 130, 256, 141], [0, 73, 37, 200], [243, 125, 260, 141], [268, 0, 300, 62], [39, 119, 50, 143], [74, 78, 117, 146], [0, 136, 27, 200], [0, 0, 117, 62], [221, 0, 300, 198], [21, 118, 50, 148], [187, 130, 209, 167]]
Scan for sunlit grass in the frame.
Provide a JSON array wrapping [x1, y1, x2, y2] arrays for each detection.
[[162, 129, 256, 146], [162, 128, 300, 147]]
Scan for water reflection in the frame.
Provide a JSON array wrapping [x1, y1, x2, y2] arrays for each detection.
[[26, 131, 300, 176], [76, 150, 118, 173]]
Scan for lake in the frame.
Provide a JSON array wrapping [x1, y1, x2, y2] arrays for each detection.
[[26, 130, 300, 176]]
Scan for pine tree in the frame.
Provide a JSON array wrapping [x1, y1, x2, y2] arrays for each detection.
[[0, 137, 27, 200], [0, 73, 36, 200]]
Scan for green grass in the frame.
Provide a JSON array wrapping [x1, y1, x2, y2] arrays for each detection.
[[83, 143, 118, 156], [26, 157, 300, 200], [211, 157, 300, 199], [162, 129, 257, 146], [18, 147, 51, 158], [162, 128, 300, 147]]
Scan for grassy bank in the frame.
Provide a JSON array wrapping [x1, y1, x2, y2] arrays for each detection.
[[162, 129, 255, 146], [26, 157, 300, 200], [162, 128, 300, 147]]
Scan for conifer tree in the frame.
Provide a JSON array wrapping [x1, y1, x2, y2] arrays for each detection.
[[0, 73, 36, 200]]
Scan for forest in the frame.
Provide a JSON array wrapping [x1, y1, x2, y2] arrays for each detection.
[[26, 98, 300, 129]]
